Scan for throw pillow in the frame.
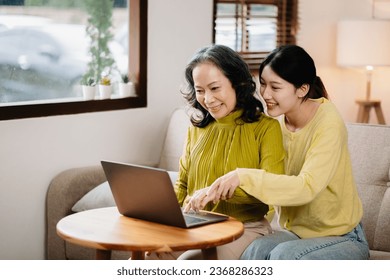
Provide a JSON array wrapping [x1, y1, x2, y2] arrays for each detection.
[[71, 181, 115, 212], [71, 171, 179, 212]]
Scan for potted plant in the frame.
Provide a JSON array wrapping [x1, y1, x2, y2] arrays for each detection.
[[80, 76, 96, 100], [118, 73, 136, 97], [99, 75, 112, 99]]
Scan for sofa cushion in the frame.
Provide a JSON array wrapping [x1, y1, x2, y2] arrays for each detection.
[[346, 123, 390, 253], [71, 172, 179, 212], [347, 124, 390, 185], [357, 183, 388, 249], [373, 188, 390, 252], [388, 164, 390, 187], [369, 250, 390, 260]]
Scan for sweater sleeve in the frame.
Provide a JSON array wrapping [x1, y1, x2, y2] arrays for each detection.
[[258, 119, 285, 174], [175, 128, 190, 206], [238, 120, 346, 207]]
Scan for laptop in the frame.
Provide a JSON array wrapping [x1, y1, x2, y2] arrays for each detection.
[[101, 160, 229, 228]]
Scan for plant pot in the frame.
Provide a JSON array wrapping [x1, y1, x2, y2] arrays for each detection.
[[119, 82, 136, 97], [99, 85, 112, 99], [82, 85, 96, 100]]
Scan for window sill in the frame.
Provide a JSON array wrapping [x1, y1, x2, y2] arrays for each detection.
[[0, 95, 147, 121]]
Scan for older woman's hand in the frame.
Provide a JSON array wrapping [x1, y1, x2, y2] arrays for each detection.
[[183, 187, 214, 213]]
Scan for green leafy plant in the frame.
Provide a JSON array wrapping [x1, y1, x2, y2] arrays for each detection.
[[80, 76, 96, 87], [82, 0, 117, 84], [121, 73, 129, 83]]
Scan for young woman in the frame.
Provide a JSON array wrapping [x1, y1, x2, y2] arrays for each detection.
[[186, 45, 370, 260], [148, 44, 285, 260]]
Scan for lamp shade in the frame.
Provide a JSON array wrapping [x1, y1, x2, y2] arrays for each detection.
[[337, 20, 390, 67]]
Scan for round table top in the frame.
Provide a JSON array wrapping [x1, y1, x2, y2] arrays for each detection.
[[56, 207, 244, 253]]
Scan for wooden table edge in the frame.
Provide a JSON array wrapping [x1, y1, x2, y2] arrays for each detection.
[[56, 207, 244, 260]]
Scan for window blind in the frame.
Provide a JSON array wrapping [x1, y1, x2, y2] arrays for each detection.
[[213, 0, 298, 72]]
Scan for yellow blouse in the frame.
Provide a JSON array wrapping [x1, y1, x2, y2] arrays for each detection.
[[175, 109, 285, 223]]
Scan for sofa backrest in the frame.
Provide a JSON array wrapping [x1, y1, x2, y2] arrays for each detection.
[[158, 108, 190, 171], [346, 123, 390, 252]]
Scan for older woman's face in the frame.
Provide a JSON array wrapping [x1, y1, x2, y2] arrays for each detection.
[[193, 62, 237, 120]]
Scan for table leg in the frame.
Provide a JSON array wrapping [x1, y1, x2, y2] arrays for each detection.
[[131, 251, 145, 260], [201, 247, 218, 260], [96, 249, 112, 260]]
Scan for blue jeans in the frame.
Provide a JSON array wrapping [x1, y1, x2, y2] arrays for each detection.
[[240, 223, 370, 260]]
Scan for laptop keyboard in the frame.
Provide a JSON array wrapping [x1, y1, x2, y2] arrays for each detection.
[[184, 214, 208, 225]]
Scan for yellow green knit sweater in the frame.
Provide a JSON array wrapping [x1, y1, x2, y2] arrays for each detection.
[[175, 109, 285, 223]]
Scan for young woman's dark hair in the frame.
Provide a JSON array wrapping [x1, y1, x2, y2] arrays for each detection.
[[259, 45, 328, 101], [182, 44, 263, 127]]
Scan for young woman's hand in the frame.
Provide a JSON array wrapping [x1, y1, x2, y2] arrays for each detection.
[[183, 170, 240, 212], [207, 170, 240, 202]]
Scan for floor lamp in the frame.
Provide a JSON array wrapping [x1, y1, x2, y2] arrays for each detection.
[[337, 19, 390, 124]]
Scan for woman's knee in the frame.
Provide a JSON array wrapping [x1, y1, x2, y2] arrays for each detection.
[[267, 242, 302, 259], [240, 231, 296, 260], [240, 238, 272, 260]]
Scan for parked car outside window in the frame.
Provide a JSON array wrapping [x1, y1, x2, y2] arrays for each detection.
[[0, 16, 127, 103]]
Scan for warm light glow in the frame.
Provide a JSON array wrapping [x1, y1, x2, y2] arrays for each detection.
[[336, 20, 390, 102], [337, 20, 390, 68]]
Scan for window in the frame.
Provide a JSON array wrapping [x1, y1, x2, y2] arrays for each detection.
[[0, 0, 147, 120], [213, 0, 298, 72]]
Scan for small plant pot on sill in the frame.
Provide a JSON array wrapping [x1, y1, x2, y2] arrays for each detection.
[[118, 82, 136, 97], [99, 85, 112, 99], [82, 85, 96, 100]]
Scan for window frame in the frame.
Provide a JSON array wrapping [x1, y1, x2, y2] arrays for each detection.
[[0, 0, 147, 121], [213, 0, 298, 72]]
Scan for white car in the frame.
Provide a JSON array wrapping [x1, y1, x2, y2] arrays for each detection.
[[0, 18, 127, 102]]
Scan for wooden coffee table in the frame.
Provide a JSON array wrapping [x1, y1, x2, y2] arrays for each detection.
[[56, 207, 244, 260]]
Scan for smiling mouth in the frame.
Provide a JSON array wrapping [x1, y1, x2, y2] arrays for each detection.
[[207, 104, 222, 112], [266, 102, 278, 109]]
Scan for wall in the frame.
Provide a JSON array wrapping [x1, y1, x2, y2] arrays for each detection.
[[0, 0, 213, 260], [299, 0, 390, 124], [1, 0, 389, 260]]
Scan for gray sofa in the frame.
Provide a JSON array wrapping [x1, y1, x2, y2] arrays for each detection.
[[46, 108, 390, 260]]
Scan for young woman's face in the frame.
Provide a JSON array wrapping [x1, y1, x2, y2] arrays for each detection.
[[259, 65, 301, 117], [193, 62, 237, 120]]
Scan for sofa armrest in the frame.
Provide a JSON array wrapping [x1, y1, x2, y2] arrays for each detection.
[[46, 165, 106, 259]]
